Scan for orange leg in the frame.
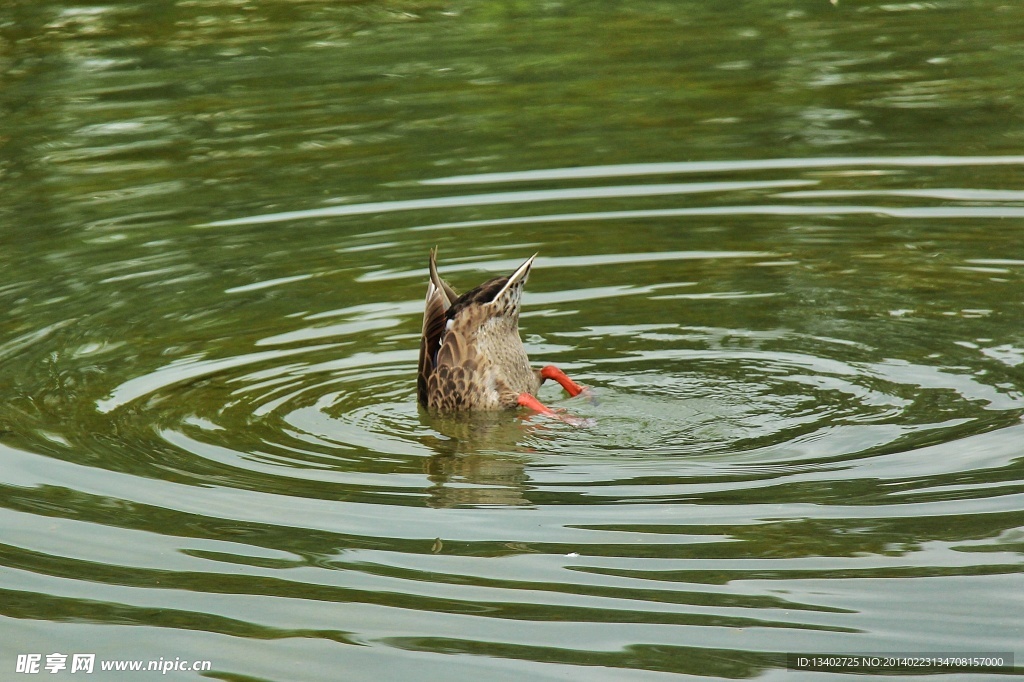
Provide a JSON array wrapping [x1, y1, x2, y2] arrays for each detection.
[[517, 393, 557, 415], [540, 365, 585, 397], [517, 392, 595, 428]]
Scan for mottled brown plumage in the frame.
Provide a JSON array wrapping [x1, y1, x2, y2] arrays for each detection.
[[418, 249, 585, 413]]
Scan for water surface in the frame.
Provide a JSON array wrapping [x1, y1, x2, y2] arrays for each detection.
[[2, 1, 1023, 680]]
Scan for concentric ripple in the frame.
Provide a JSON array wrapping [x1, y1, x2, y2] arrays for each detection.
[[90, 284, 1023, 507]]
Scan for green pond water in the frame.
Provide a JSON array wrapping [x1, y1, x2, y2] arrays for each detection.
[[2, 1, 1024, 680]]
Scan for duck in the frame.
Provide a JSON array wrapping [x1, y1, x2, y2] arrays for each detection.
[[417, 248, 586, 416]]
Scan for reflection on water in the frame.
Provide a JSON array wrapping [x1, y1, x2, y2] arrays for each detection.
[[3, 1, 1024, 680]]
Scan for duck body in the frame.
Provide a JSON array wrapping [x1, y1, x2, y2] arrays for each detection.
[[418, 249, 584, 413]]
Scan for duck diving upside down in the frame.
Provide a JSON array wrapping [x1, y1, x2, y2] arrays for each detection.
[[417, 249, 590, 424]]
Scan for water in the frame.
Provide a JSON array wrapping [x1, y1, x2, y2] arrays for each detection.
[[2, 1, 1023, 680]]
